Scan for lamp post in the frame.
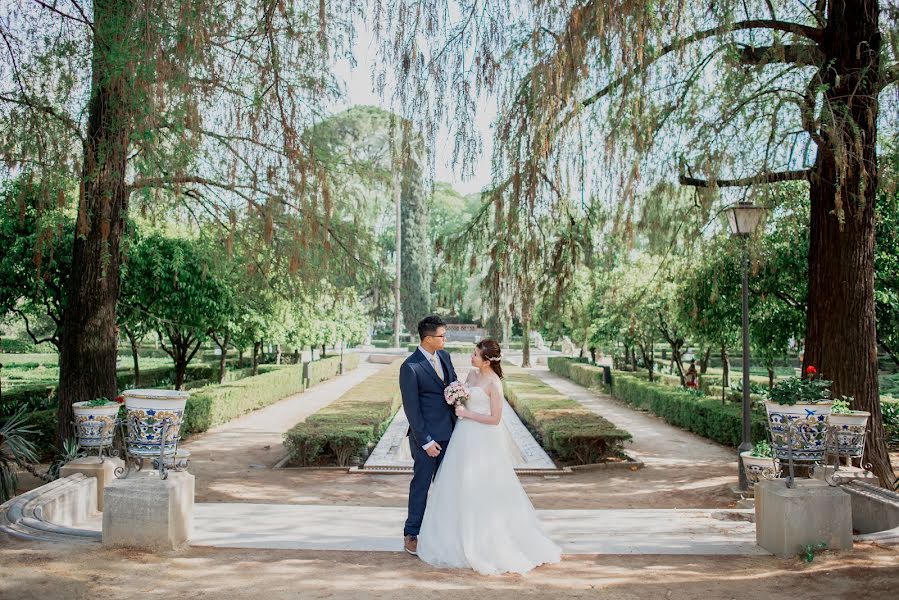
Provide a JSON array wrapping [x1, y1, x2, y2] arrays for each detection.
[[725, 201, 765, 491]]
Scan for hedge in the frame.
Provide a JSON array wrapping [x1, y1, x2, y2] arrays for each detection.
[[284, 360, 402, 466], [610, 374, 769, 447], [503, 365, 631, 465], [547, 357, 610, 392], [305, 353, 360, 388], [181, 364, 304, 435]]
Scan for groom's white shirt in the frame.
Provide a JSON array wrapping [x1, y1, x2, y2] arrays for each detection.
[[417, 345, 444, 451]]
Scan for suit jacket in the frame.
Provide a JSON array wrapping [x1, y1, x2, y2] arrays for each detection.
[[400, 348, 458, 446]]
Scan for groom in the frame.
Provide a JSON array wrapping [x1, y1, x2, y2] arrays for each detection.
[[400, 315, 458, 555]]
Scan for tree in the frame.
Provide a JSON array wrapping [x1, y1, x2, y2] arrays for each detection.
[[876, 187, 899, 366], [0, 177, 72, 351], [377, 0, 898, 485], [400, 126, 431, 334], [120, 234, 232, 389], [2, 0, 356, 444]]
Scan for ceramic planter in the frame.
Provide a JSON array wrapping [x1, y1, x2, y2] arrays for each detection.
[[72, 402, 120, 448], [122, 389, 189, 459], [739, 451, 780, 484], [826, 411, 870, 458], [765, 401, 832, 462]]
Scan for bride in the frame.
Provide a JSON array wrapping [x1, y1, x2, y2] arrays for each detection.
[[416, 339, 562, 575]]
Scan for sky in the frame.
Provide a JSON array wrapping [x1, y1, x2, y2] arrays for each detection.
[[330, 21, 497, 196]]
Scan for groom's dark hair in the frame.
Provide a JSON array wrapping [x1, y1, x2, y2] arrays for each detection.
[[417, 315, 447, 340]]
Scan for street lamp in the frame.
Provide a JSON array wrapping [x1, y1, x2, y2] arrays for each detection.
[[725, 200, 765, 491]]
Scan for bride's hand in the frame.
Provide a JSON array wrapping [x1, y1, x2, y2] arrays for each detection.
[[455, 405, 467, 418]]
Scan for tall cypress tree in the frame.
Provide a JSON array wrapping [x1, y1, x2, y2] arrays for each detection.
[[400, 128, 431, 334]]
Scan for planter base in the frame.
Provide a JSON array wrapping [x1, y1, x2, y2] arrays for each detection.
[[102, 471, 194, 550], [755, 478, 852, 557], [60, 456, 123, 511]]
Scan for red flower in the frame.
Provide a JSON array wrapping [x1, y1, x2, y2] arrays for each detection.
[[114, 395, 125, 404], [806, 366, 817, 375]]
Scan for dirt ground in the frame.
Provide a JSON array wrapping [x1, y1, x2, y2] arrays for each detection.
[[1, 533, 896, 600]]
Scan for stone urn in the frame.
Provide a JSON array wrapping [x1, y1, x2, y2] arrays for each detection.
[[826, 411, 870, 459], [739, 451, 780, 484], [765, 401, 832, 462], [72, 401, 120, 448], [122, 389, 189, 459]]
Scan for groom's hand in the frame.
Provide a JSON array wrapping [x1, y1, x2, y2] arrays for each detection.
[[425, 442, 442, 457]]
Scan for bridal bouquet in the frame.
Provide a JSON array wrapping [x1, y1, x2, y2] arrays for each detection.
[[444, 380, 469, 418]]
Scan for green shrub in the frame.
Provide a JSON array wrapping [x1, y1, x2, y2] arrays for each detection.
[[548, 358, 611, 392], [611, 374, 768, 447], [504, 365, 631, 465], [284, 360, 402, 466], [305, 353, 361, 388], [182, 364, 305, 435]]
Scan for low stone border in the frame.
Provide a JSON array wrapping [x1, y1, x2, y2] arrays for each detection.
[[568, 455, 645, 472], [844, 480, 899, 544], [0, 474, 101, 543]]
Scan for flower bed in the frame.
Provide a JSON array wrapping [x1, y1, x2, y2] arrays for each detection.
[[284, 360, 402, 466], [503, 364, 631, 464]]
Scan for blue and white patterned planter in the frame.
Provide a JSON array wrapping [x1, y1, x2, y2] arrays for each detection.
[[739, 451, 780, 484], [826, 411, 869, 458], [765, 401, 832, 462], [122, 389, 189, 459], [72, 402, 120, 448]]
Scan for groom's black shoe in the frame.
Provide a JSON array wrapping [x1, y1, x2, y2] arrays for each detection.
[[404, 535, 418, 556]]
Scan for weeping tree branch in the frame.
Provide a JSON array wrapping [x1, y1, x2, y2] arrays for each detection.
[[737, 44, 824, 67], [679, 168, 812, 188], [576, 19, 823, 115]]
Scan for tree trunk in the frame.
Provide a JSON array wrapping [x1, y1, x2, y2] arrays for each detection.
[[630, 347, 638, 372], [638, 342, 654, 382], [720, 345, 730, 403], [174, 357, 188, 390], [213, 332, 229, 384], [124, 325, 141, 387], [252, 341, 261, 376], [321, 343, 327, 358], [521, 318, 532, 368], [275, 343, 282, 365], [57, 0, 136, 443], [767, 366, 775, 389], [804, 0, 894, 487], [238, 348, 245, 369], [392, 128, 402, 349], [699, 346, 712, 375], [292, 348, 300, 364]]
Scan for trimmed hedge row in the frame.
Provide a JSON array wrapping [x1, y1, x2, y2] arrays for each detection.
[[503, 365, 632, 465], [305, 353, 361, 388], [549, 357, 767, 448], [181, 364, 304, 435], [546, 357, 610, 392], [284, 360, 402, 466], [611, 374, 768, 447]]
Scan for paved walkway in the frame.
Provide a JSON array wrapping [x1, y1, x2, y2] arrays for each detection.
[[523, 365, 737, 467], [183, 358, 388, 474], [188, 504, 765, 555]]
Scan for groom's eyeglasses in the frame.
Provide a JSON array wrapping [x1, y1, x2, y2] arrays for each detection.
[[427, 334, 446, 339]]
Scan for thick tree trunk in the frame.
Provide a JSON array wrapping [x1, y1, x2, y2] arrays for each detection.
[[57, 0, 136, 443], [804, 0, 894, 487], [767, 366, 775, 389], [275, 343, 282, 365], [321, 343, 327, 358]]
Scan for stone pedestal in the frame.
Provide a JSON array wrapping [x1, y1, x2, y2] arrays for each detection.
[[755, 479, 853, 558], [60, 456, 123, 511], [102, 471, 194, 550]]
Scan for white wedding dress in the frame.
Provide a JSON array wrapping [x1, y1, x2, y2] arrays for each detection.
[[416, 385, 562, 575]]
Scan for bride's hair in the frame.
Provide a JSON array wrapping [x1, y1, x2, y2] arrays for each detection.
[[475, 339, 504, 379]]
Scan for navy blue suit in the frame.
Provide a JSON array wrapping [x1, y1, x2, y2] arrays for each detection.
[[400, 348, 458, 537]]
